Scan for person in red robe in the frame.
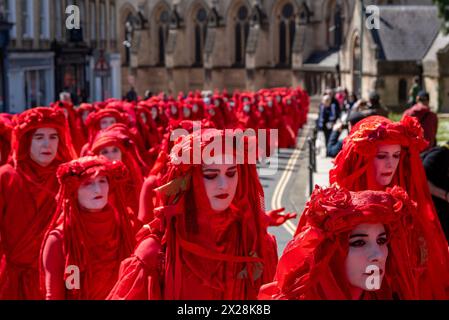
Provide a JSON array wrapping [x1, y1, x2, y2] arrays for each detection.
[[75, 103, 96, 150], [259, 184, 419, 300], [0, 107, 76, 299], [135, 103, 161, 165], [51, 101, 84, 156], [40, 156, 135, 300], [330, 115, 449, 299], [84, 108, 129, 147], [108, 129, 278, 300], [86, 124, 148, 216]]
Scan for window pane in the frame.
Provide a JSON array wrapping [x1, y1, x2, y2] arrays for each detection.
[[196, 8, 207, 23], [55, 0, 62, 39], [238, 6, 248, 21], [39, 70, 47, 105], [282, 3, 294, 19], [91, 2, 96, 40]]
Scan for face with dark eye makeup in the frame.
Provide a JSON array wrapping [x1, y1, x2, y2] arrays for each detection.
[[345, 223, 388, 297], [202, 155, 238, 213], [368, 144, 401, 187]]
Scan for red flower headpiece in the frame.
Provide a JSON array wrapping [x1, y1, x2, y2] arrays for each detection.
[[303, 184, 415, 235], [348, 115, 428, 156], [57, 156, 128, 188]]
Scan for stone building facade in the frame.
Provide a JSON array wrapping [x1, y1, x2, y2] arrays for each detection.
[[1, 0, 121, 113], [118, 0, 448, 111]]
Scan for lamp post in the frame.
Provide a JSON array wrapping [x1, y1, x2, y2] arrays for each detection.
[[359, 0, 364, 98]]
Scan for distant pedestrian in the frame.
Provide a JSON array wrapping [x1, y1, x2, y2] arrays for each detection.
[[403, 90, 437, 150]]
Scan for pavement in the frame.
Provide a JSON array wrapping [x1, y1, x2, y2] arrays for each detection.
[[259, 113, 335, 256]]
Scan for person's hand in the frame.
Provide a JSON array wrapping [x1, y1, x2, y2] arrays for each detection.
[[326, 122, 333, 130], [266, 208, 297, 227], [333, 121, 343, 132]]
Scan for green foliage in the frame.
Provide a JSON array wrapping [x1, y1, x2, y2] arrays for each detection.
[[434, 0, 449, 34]]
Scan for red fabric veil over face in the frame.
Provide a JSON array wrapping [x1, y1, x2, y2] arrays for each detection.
[[330, 115, 449, 299], [259, 185, 418, 300], [148, 129, 278, 300], [40, 156, 136, 300]]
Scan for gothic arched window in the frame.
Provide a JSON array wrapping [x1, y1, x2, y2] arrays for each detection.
[[234, 5, 250, 66], [194, 7, 208, 66], [158, 10, 170, 65], [279, 3, 295, 66]]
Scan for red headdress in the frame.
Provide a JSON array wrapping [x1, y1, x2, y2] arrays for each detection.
[[146, 129, 277, 299], [84, 108, 129, 146], [88, 123, 147, 213], [40, 156, 136, 299], [330, 115, 449, 299], [259, 184, 418, 300], [12, 107, 76, 174]]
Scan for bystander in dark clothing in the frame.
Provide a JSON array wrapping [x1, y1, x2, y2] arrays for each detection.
[[125, 87, 138, 102], [317, 95, 340, 147], [327, 111, 367, 158], [422, 143, 449, 241], [365, 91, 389, 118], [403, 91, 438, 150]]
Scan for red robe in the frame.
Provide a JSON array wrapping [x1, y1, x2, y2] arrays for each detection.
[[0, 161, 61, 299]]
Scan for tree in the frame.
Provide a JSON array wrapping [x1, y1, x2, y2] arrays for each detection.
[[434, 0, 449, 34]]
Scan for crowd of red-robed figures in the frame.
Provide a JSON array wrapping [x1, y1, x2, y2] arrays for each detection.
[[0, 87, 309, 300]]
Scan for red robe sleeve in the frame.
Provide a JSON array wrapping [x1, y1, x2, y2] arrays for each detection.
[[42, 232, 66, 300], [107, 235, 163, 300]]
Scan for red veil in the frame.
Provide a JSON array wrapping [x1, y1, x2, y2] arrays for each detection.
[[0, 107, 76, 299], [40, 156, 135, 300], [330, 115, 449, 299], [108, 129, 278, 300], [259, 185, 418, 300], [88, 123, 147, 215]]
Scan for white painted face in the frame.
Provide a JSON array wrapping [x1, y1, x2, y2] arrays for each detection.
[[192, 104, 199, 113], [345, 223, 388, 295], [62, 108, 69, 119], [229, 101, 235, 108], [243, 104, 251, 113], [99, 146, 122, 161], [370, 144, 401, 187], [170, 105, 178, 115], [267, 101, 273, 108], [183, 107, 191, 118], [140, 112, 148, 124], [151, 107, 158, 120], [82, 111, 91, 124], [100, 117, 116, 130], [77, 175, 109, 212], [208, 108, 216, 116], [258, 105, 264, 113], [214, 99, 220, 107], [202, 155, 239, 213], [30, 127, 59, 167], [276, 96, 282, 103]]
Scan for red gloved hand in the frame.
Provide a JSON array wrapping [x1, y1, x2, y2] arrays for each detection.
[[266, 208, 297, 227]]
